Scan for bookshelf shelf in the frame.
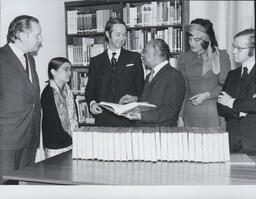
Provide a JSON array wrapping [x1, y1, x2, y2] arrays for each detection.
[[65, 0, 189, 125]]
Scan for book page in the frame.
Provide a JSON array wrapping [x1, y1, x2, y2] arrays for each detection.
[[99, 101, 156, 115]]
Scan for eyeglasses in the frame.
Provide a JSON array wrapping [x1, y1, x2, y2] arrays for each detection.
[[189, 37, 202, 43], [232, 44, 251, 52]]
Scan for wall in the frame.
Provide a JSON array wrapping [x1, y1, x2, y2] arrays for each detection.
[[190, 1, 255, 68], [0, 0, 67, 90]]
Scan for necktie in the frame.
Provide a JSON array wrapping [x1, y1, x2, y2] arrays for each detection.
[[111, 52, 117, 69], [239, 67, 248, 97], [148, 69, 155, 82], [240, 67, 248, 88], [241, 67, 248, 81], [24, 53, 29, 78]]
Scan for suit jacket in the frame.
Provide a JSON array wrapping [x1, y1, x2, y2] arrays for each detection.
[[0, 44, 41, 150], [139, 64, 186, 127], [85, 48, 144, 126], [217, 64, 256, 154]]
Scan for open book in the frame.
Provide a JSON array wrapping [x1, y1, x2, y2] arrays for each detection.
[[99, 101, 157, 116]]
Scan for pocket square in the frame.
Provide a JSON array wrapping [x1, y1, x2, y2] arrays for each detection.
[[253, 93, 256, 98], [126, 63, 134, 67]]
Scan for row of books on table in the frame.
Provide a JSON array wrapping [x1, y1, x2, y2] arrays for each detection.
[[72, 126, 231, 163]]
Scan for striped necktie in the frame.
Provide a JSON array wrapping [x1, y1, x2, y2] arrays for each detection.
[[149, 69, 155, 82]]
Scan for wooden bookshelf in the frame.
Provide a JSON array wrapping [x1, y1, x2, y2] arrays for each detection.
[[64, 0, 190, 125]]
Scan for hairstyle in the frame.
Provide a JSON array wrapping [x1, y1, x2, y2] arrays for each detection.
[[7, 15, 39, 43], [149, 39, 170, 60], [48, 57, 71, 80], [105, 17, 127, 43], [234, 28, 255, 57], [189, 18, 218, 52]]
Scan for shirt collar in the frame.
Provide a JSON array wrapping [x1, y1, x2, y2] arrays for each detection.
[[242, 56, 255, 74], [107, 48, 121, 61], [152, 60, 168, 77], [9, 43, 25, 60]]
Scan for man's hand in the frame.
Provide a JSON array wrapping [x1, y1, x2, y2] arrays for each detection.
[[90, 101, 103, 115], [217, 91, 235, 108], [177, 117, 184, 127], [119, 94, 138, 104], [123, 112, 141, 120], [189, 92, 210, 105]]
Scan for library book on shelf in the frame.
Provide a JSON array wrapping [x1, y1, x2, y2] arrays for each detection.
[[99, 101, 157, 116]]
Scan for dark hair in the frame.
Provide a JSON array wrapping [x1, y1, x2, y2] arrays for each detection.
[[7, 15, 39, 43], [48, 57, 71, 80], [234, 28, 255, 56], [105, 17, 127, 43], [190, 18, 218, 52], [150, 39, 170, 60]]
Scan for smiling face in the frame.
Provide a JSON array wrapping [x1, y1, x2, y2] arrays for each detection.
[[232, 35, 251, 64], [106, 24, 127, 51], [51, 62, 72, 84]]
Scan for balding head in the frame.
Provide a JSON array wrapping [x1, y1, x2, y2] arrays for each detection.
[[142, 39, 170, 69]]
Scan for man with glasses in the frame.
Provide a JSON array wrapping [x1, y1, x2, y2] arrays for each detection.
[[85, 18, 144, 127], [218, 29, 256, 154]]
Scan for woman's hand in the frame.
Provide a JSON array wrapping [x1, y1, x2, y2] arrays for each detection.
[[189, 92, 210, 105], [177, 117, 184, 127]]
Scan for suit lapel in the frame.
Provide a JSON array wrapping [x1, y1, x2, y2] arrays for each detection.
[[244, 64, 256, 87], [102, 50, 112, 69], [149, 64, 169, 85], [5, 45, 32, 86], [142, 64, 169, 100]]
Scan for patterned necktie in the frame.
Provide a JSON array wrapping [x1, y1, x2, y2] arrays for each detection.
[[241, 67, 248, 82], [111, 52, 117, 69], [24, 53, 29, 77], [148, 69, 155, 82]]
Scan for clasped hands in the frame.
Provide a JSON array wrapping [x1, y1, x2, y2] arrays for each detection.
[[217, 91, 235, 108], [90, 94, 138, 115], [218, 91, 247, 117]]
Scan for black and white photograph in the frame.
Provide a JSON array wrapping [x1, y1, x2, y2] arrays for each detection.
[[0, 0, 255, 198]]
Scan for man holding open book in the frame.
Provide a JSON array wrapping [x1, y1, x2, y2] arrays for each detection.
[[85, 18, 144, 127], [124, 39, 186, 127]]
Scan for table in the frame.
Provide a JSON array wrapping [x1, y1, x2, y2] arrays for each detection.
[[3, 151, 256, 185]]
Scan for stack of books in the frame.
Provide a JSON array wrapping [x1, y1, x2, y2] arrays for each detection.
[[72, 127, 231, 163]]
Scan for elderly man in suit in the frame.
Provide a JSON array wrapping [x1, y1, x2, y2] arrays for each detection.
[[85, 18, 144, 127], [217, 29, 256, 154], [0, 15, 42, 183], [124, 39, 186, 127]]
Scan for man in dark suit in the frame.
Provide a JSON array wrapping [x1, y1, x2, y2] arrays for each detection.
[[85, 18, 144, 127], [0, 15, 42, 183], [124, 39, 186, 127], [217, 29, 256, 154]]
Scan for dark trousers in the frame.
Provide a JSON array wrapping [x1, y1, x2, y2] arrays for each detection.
[[1, 123, 38, 184]]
